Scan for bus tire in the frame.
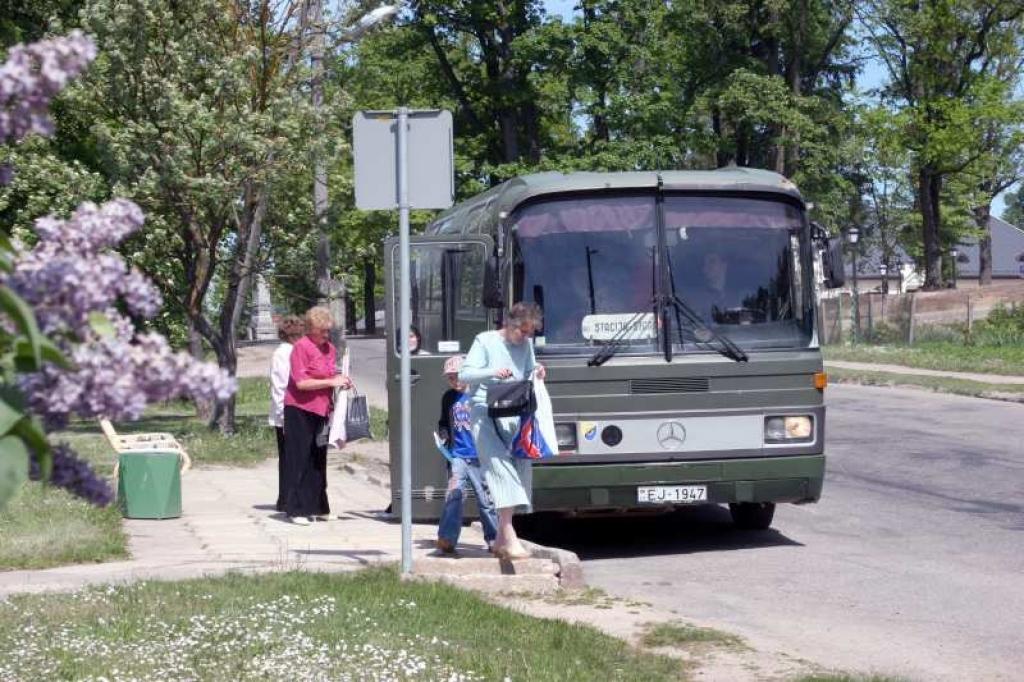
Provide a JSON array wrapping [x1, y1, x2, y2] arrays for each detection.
[[729, 502, 775, 530]]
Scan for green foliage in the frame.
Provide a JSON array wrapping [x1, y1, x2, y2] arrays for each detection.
[[971, 303, 1024, 346], [1002, 188, 1024, 228]]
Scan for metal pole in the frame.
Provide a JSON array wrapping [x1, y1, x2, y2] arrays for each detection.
[[852, 250, 859, 343], [397, 107, 412, 575]]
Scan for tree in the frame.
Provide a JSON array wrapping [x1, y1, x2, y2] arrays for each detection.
[[1003, 186, 1024, 227], [411, 0, 549, 170], [0, 31, 230, 509], [74, 0, 326, 432], [860, 0, 1024, 289]]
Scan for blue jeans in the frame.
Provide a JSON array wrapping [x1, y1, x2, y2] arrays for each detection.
[[437, 457, 498, 546]]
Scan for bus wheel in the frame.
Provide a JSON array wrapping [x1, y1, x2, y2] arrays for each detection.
[[729, 502, 775, 530]]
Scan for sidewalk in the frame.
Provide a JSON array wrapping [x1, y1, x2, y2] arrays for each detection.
[[0, 451, 543, 597], [825, 360, 1024, 385]]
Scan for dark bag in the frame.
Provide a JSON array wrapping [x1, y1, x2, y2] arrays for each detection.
[[486, 379, 536, 418], [345, 390, 373, 442]]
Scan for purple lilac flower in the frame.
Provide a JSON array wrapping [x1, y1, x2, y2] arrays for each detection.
[[0, 31, 96, 147], [6, 198, 235, 429], [29, 443, 114, 507]]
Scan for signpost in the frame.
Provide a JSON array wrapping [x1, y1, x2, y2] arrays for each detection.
[[353, 109, 453, 575]]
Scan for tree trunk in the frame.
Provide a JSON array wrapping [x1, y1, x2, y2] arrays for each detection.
[[344, 288, 357, 335], [188, 318, 213, 421], [975, 201, 993, 286], [203, 331, 237, 434], [918, 167, 944, 290], [363, 257, 376, 334]]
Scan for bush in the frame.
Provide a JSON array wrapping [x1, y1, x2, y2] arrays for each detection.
[[970, 303, 1024, 347]]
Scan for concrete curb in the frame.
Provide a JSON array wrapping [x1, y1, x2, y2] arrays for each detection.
[[520, 539, 586, 590]]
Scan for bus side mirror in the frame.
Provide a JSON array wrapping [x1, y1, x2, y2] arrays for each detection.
[[483, 254, 503, 308], [823, 236, 845, 289]]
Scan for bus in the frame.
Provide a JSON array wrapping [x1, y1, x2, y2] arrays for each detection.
[[383, 167, 844, 529]]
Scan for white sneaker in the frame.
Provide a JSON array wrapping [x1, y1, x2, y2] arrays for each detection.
[[291, 516, 312, 526], [314, 514, 332, 522]]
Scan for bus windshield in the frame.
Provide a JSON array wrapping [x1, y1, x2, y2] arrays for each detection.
[[512, 194, 813, 354]]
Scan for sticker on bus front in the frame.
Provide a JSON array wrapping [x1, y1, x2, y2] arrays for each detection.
[[581, 313, 656, 341]]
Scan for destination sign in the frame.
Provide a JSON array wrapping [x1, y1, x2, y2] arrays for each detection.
[[581, 313, 656, 341]]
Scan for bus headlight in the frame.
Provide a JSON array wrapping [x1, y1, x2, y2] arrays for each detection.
[[764, 416, 813, 443], [555, 423, 577, 450]]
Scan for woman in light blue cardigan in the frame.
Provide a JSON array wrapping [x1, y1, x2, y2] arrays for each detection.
[[459, 302, 546, 560]]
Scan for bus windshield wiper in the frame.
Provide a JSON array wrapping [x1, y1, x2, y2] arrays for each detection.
[[587, 308, 653, 367], [666, 293, 748, 362]]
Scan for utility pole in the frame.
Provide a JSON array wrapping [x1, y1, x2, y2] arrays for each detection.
[[308, 0, 346, 352]]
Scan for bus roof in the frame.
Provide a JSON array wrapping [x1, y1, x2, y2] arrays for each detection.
[[427, 167, 804, 236]]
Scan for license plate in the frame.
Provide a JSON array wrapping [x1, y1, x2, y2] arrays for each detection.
[[637, 485, 707, 504]]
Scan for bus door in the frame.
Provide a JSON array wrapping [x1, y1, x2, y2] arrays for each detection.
[[384, 235, 493, 519]]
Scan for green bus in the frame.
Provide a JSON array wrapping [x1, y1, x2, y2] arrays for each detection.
[[384, 168, 844, 529]]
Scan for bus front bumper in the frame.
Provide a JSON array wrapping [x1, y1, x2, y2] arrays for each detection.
[[530, 454, 825, 511]]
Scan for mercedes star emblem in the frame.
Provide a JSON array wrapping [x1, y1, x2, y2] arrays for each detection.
[[656, 421, 687, 450]]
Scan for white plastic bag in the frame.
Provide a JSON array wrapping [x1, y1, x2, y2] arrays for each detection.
[[327, 349, 351, 449], [533, 377, 558, 454]]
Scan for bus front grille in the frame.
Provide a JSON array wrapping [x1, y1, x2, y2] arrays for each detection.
[[630, 377, 710, 394]]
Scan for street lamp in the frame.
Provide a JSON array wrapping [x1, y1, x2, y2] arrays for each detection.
[[848, 227, 860, 342], [880, 262, 888, 295], [950, 247, 959, 289]]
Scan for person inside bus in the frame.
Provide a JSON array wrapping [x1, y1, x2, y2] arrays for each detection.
[[435, 354, 498, 554], [687, 250, 734, 323], [458, 302, 546, 561], [396, 324, 429, 355]]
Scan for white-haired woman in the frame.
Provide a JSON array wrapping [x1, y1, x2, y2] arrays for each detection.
[[282, 306, 351, 525], [458, 302, 546, 559]]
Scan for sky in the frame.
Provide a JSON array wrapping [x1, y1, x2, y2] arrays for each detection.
[[540, 0, 1014, 218]]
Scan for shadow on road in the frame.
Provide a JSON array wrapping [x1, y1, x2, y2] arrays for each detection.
[[515, 505, 802, 560]]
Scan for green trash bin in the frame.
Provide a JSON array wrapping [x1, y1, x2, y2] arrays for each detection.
[[117, 450, 183, 519]]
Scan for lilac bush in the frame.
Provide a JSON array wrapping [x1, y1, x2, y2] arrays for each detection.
[[0, 31, 97, 145], [8, 199, 237, 429], [29, 443, 115, 507], [1, 32, 235, 506]]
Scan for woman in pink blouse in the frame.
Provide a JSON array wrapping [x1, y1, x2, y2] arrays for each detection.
[[283, 306, 352, 525]]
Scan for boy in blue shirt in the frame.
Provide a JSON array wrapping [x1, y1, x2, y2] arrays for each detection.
[[436, 355, 498, 554]]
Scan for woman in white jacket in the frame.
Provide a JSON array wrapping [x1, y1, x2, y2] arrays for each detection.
[[268, 315, 305, 511]]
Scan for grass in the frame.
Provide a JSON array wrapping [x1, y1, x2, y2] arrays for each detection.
[[639, 621, 744, 650], [828, 367, 1024, 401], [0, 567, 685, 681], [0, 482, 127, 570], [53, 377, 391, 476], [823, 342, 1024, 376], [5, 377, 389, 572]]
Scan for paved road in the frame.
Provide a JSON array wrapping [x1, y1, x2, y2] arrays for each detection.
[[527, 385, 1024, 682], [286, 339, 1023, 680]]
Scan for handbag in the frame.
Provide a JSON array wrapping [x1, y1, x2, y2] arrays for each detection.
[[344, 389, 373, 442], [486, 379, 536, 418]]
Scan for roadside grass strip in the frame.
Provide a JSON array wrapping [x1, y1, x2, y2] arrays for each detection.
[[791, 674, 911, 682], [0, 482, 127, 570], [0, 568, 683, 681], [639, 621, 744, 650], [827, 367, 1024, 401], [823, 343, 1024, 377]]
